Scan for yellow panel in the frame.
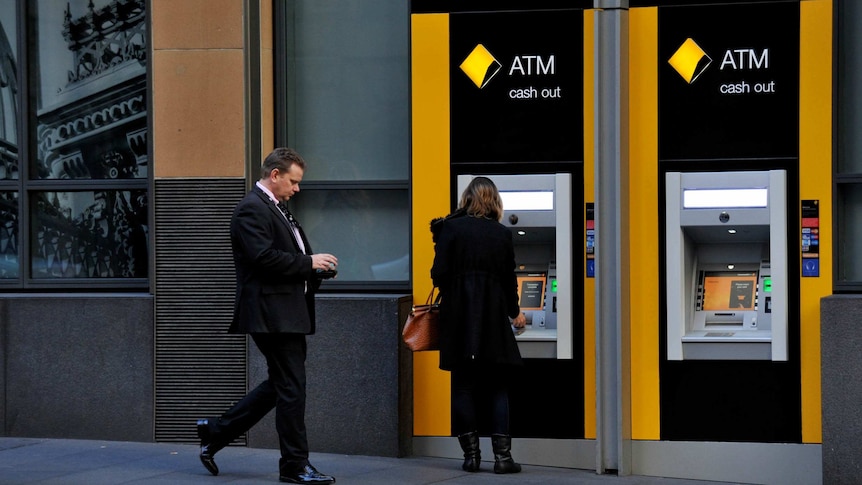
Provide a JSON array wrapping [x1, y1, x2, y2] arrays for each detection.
[[799, 0, 832, 445], [582, 10, 597, 440], [628, 6, 660, 441], [411, 13, 453, 436]]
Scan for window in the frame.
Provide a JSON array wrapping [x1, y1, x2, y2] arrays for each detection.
[[0, 0, 148, 289], [836, 0, 862, 291], [276, 0, 409, 289]]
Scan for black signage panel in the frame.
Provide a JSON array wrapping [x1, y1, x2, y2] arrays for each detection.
[[412, 0, 592, 14], [658, 2, 799, 161], [450, 9, 583, 164]]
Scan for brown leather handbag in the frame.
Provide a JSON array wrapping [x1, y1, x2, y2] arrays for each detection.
[[402, 288, 441, 351]]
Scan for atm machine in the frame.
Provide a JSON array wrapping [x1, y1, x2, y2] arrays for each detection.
[[457, 174, 573, 359], [665, 170, 787, 361]]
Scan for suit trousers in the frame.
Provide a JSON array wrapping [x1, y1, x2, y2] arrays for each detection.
[[208, 332, 309, 471]]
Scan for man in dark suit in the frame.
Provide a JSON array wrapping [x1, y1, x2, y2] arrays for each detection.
[[196, 147, 338, 484]]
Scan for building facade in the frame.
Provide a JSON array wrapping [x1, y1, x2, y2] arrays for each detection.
[[0, 0, 860, 483]]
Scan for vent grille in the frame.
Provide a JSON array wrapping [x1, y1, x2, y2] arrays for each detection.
[[154, 178, 248, 444]]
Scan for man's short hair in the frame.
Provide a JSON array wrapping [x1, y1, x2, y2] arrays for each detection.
[[260, 147, 307, 179]]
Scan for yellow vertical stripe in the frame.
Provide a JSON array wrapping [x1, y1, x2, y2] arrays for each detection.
[[410, 13, 453, 436], [581, 10, 596, 439], [628, 6, 660, 440], [799, 0, 832, 444], [583, 10, 597, 440]]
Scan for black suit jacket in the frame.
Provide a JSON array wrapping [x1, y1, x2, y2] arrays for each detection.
[[229, 186, 320, 334]]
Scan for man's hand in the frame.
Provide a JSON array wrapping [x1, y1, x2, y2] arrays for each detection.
[[311, 253, 338, 271]]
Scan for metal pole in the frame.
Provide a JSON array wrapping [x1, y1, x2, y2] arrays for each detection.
[[593, 0, 630, 476]]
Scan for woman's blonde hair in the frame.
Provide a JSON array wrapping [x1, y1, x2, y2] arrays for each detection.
[[459, 176, 503, 222]]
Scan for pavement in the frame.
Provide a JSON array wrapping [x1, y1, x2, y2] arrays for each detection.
[[0, 437, 741, 485]]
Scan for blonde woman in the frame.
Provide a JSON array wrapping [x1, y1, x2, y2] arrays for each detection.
[[430, 176, 527, 474]]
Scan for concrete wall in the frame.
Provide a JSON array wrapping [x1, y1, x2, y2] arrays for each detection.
[[0, 294, 414, 459], [821, 295, 862, 484], [247, 294, 414, 458], [0, 295, 155, 441]]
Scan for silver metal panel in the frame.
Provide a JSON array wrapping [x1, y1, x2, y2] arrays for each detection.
[[679, 170, 771, 189], [515, 340, 557, 358], [666, 170, 787, 361], [632, 440, 821, 485], [682, 341, 772, 360], [769, 169, 788, 361], [595, 5, 630, 475], [456, 173, 573, 360], [680, 208, 771, 227], [555, 174, 573, 359], [666, 172, 684, 360], [413, 436, 596, 470]]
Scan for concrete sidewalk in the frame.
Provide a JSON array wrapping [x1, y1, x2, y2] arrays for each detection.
[[0, 437, 740, 484]]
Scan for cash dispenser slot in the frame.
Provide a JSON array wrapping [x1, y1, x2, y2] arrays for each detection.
[[705, 314, 745, 326], [666, 170, 787, 361]]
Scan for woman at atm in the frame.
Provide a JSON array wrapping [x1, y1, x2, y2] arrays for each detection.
[[430, 176, 527, 474]]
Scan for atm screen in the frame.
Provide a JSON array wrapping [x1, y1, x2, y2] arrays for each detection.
[[517, 274, 546, 311], [701, 271, 758, 311]]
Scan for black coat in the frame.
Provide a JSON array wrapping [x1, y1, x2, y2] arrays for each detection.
[[430, 211, 523, 371], [229, 186, 321, 334]]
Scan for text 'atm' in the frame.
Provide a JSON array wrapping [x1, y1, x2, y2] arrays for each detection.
[[665, 170, 788, 361], [457, 174, 572, 359]]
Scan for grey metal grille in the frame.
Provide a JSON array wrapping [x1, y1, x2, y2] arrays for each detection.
[[154, 178, 248, 444]]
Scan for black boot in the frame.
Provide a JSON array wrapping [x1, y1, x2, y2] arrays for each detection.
[[491, 434, 521, 474], [457, 431, 481, 472]]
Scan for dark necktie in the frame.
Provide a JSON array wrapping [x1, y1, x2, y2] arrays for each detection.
[[277, 202, 306, 254], [277, 202, 299, 227]]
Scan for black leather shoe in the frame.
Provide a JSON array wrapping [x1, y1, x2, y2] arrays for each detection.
[[196, 419, 220, 476], [279, 464, 336, 484]]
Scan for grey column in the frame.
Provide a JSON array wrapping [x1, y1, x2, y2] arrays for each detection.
[[593, 0, 630, 476]]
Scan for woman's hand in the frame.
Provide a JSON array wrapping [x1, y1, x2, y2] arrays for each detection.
[[512, 312, 527, 328]]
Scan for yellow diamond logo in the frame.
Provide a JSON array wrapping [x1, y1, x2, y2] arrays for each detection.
[[668, 38, 712, 84], [460, 44, 502, 89]]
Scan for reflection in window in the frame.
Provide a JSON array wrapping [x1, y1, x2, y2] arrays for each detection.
[[838, 184, 862, 282], [0, 3, 19, 181], [0, 192, 18, 278], [13, 0, 150, 287], [291, 0, 409, 182], [30, 190, 148, 278], [33, 0, 147, 180], [281, 0, 410, 288], [294, 189, 409, 282]]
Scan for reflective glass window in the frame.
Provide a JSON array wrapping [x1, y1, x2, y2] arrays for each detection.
[[0, 191, 19, 278], [0, 4, 20, 281], [30, 190, 148, 279], [294, 190, 409, 282], [32, 0, 147, 181], [837, 0, 862, 290], [0, 0, 149, 288], [0, 2, 18, 181], [281, 0, 409, 288], [837, 184, 862, 283], [289, 1, 408, 182]]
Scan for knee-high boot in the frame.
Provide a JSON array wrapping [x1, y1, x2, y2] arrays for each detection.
[[491, 434, 521, 474], [457, 431, 481, 472]]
